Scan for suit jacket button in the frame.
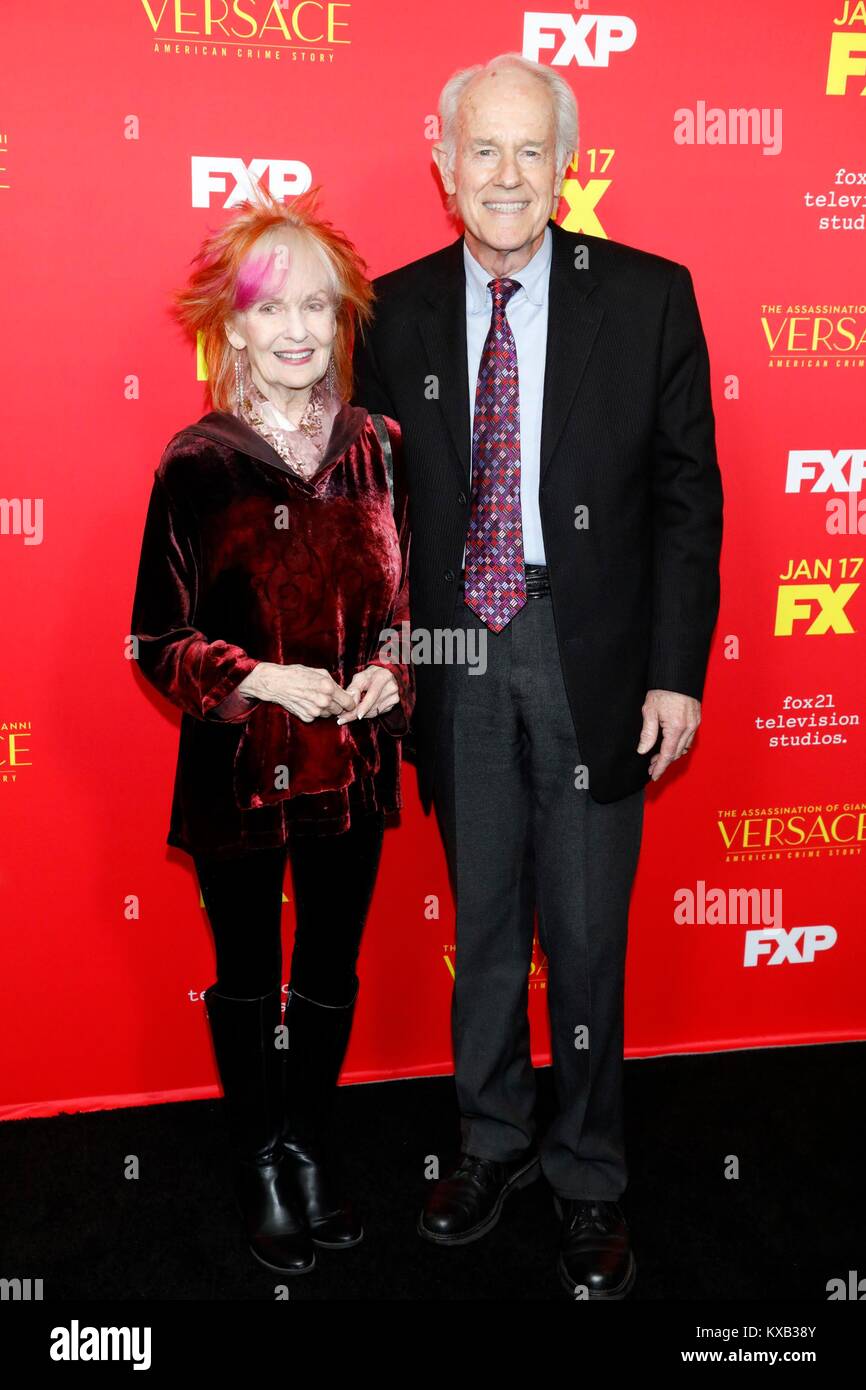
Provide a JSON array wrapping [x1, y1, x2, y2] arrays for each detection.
[[444, 568, 455, 582], [457, 491, 467, 505]]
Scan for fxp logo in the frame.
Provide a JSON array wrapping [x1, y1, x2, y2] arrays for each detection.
[[191, 158, 312, 209], [743, 926, 836, 967], [522, 10, 637, 66]]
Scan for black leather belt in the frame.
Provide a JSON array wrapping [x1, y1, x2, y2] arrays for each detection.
[[459, 564, 550, 598]]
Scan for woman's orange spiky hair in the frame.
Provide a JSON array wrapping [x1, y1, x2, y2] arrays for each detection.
[[170, 179, 375, 413]]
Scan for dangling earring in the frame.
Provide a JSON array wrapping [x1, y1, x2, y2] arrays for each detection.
[[234, 350, 244, 414], [325, 353, 336, 399]]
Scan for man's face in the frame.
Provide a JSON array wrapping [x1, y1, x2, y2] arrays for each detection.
[[435, 68, 566, 264]]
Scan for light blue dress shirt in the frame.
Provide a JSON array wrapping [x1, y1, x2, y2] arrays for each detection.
[[463, 223, 552, 567]]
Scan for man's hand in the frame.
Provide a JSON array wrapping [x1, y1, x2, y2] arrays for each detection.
[[337, 665, 400, 724], [637, 688, 701, 782]]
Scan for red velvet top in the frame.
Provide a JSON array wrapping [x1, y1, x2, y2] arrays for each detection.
[[130, 403, 413, 857]]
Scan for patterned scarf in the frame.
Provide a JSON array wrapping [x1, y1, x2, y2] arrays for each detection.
[[235, 362, 341, 480]]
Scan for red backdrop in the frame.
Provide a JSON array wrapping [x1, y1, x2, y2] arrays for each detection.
[[1, 0, 864, 1121]]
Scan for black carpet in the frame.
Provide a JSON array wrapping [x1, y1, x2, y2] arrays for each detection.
[[2, 1042, 863, 1301]]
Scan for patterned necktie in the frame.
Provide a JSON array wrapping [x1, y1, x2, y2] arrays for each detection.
[[464, 277, 526, 632]]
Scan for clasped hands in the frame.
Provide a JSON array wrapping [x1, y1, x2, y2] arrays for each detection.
[[637, 688, 701, 782], [236, 662, 400, 725]]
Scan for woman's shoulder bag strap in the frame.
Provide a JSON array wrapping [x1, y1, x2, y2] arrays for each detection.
[[370, 413, 395, 514]]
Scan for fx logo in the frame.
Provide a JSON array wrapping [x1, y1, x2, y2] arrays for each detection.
[[522, 11, 637, 66], [191, 157, 312, 209], [774, 584, 857, 634], [827, 25, 866, 96], [743, 926, 836, 967], [785, 449, 866, 493], [559, 177, 609, 234]]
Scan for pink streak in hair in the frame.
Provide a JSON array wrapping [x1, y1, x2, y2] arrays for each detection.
[[234, 245, 290, 312]]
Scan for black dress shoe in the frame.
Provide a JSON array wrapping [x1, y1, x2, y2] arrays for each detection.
[[556, 1197, 636, 1299], [418, 1151, 540, 1245]]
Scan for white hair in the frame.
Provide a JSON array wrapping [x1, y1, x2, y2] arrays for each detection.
[[437, 52, 579, 178]]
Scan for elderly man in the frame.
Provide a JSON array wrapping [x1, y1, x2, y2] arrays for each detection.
[[353, 52, 722, 1298]]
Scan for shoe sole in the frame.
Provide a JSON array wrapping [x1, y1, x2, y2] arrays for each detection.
[[249, 1244, 316, 1275], [311, 1227, 364, 1250], [417, 1156, 541, 1246], [557, 1250, 636, 1300]]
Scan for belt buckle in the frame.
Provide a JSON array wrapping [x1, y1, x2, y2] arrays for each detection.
[[524, 565, 549, 598]]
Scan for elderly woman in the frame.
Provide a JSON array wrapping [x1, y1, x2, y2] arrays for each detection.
[[130, 187, 413, 1276]]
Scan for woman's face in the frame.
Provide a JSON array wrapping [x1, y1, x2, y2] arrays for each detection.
[[227, 235, 337, 404]]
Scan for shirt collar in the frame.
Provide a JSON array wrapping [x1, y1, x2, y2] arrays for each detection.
[[463, 222, 552, 314]]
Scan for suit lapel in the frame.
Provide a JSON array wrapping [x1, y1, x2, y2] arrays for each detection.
[[417, 235, 471, 487], [416, 220, 603, 489], [540, 219, 604, 484]]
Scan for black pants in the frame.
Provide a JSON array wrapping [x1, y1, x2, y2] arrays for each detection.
[[193, 811, 386, 1008], [433, 592, 645, 1201]]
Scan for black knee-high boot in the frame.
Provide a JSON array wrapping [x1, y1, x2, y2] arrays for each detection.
[[279, 980, 363, 1248], [203, 984, 315, 1273]]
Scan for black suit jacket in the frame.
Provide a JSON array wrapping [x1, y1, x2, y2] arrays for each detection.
[[352, 217, 723, 807]]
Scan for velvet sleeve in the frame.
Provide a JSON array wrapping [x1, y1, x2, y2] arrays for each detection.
[[130, 469, 262, 723], [368, 418, 415, 738]]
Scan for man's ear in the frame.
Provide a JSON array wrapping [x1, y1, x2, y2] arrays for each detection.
[[432, 143, 456, 196], [553, 150, 576, 200]]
